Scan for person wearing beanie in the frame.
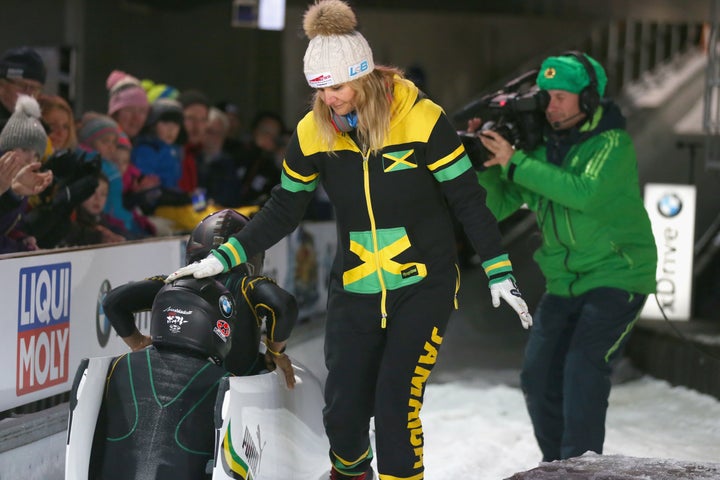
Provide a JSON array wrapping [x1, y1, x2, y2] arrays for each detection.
[[78, 112, 121, 155], [106, 70, 150, 140], [78, 112, 154, 239], [128, 96, 197, 228], [0, 46, 46, 126], [0, 94, 53, 253], [0, 94, 49, 159], [132, 98, 185, 190], [167, 2, 532, 479], [472, 52, 656, 462]]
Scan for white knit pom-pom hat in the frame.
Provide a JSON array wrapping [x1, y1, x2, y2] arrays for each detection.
[[302, 0, 375, 88]]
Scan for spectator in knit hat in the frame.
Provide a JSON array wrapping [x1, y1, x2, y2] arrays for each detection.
[[78, 112, 154, 238], [0, 47, 46, 127], [0, 95, 53, 253], [106, 70, 149, 140], [132, 98, 185, 190], [130, 98, 194, 216]]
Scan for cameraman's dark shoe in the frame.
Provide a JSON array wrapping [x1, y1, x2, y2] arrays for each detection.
[[329, 466, 374, 479]]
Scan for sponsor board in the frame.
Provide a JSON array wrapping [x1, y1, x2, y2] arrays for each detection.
[[642, 183, 696, 320]]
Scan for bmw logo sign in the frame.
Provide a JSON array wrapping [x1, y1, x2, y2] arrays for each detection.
[[219, 294, 234, 318], [657, 193, 682, 218]]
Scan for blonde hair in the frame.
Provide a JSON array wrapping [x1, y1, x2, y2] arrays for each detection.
[[312, 65, 404, 154], [38, 94, 78, 150]]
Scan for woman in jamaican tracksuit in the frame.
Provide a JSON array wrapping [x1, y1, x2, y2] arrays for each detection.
[[167, 2, 532, 479]]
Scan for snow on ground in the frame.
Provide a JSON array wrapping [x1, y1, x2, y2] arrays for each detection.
[[2, 372, 717, 480], [420, 375, 720, 480]]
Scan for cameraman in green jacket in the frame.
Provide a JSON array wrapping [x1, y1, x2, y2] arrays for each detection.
[[473, 52, 657, 461]]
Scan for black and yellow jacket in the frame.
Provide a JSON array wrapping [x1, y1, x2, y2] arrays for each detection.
[[214, 78, 511, 318]]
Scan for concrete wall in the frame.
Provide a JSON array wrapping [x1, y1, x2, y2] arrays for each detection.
[[0, 0, 593, 130], [282, 7, 592, 126], [0, 1, 706, 129]]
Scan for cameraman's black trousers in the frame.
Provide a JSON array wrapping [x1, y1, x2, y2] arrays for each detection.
[[520, 288, 646, 461]]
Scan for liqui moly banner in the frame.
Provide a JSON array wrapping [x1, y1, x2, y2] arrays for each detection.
[[0, 221, 337, 411], [0, 239, 185, 411], [642, 183, 696, 321]]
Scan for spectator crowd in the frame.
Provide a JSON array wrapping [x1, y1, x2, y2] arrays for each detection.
[[0, 45, 308, 254]]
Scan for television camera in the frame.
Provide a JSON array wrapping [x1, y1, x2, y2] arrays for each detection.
[[455, 69, 549, 169]]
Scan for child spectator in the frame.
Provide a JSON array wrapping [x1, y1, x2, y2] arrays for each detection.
[[132, 98, 184, 189], [62, 172, 128, 246], [78, 112, 155, 237], [114, 129, 158, 210]]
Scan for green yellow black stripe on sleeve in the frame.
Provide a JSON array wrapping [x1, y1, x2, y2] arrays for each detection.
[[280, 160, 319, 192], [213, 237, 247, 271], [482, 253, 515, 285], [427, 144, 473, 182]]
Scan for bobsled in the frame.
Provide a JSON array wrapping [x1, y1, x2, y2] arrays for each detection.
[[211, 359, 330, 479], [65, 356, 114, 480], [65, 355, 330, 480]]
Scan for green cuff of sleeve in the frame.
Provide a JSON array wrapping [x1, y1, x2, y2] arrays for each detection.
[[482, 253, 514, 282], [214, 237, 247, 270]]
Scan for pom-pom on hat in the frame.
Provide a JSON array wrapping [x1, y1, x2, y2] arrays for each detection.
[[106, 70, 149, 115], [0, 46, 46, 84], [78, 112, 119, 148], [0, 95, 48, 157], [302, 0, 374, 88], [536, 53, 608, 98], [141, 78, 179, 103]]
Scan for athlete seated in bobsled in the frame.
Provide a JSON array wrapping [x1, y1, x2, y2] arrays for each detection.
[[89, 276, 236, 480], [86, 209, 298, 480], [103, 208, 298, 380]]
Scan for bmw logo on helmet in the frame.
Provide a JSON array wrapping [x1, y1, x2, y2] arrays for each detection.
[[657, 193, 682, 218], [219, 294, 234, 318]]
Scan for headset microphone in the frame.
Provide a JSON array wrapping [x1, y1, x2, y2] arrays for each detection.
[[551, 111, 585, 129]]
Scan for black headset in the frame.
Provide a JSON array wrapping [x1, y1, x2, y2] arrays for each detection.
[[561, 50, 601, 117]]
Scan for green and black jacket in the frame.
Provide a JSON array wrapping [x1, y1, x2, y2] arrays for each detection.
[[477, 102, 657, 297]]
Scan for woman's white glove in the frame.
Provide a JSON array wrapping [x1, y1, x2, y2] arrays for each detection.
[[490, 277, 533, 329], [165, 255, 224, 282]]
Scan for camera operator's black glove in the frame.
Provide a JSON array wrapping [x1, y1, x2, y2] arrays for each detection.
[[52, 176, 99, 207]]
